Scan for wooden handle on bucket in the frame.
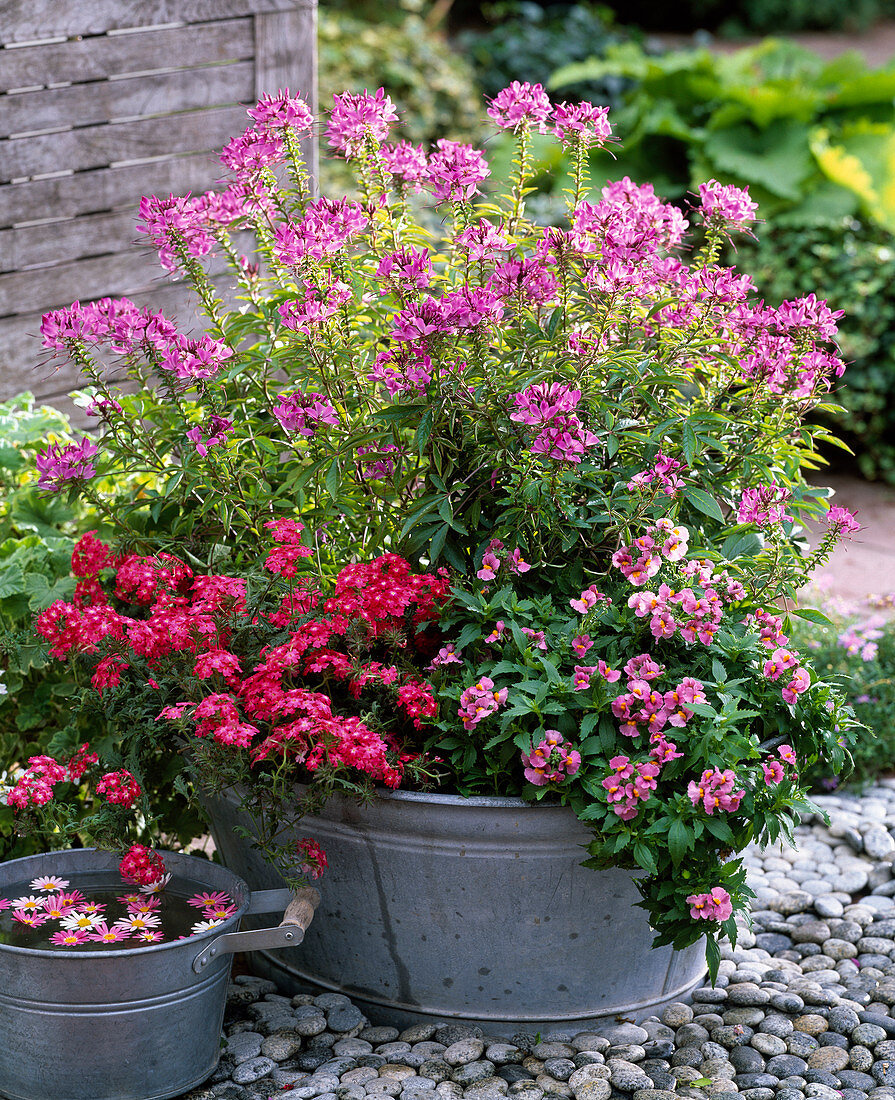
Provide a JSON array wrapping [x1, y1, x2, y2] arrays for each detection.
[[280, 887, 320, 933]]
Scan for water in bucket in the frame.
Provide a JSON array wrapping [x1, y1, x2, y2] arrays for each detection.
[[0, 869, 235, 950]]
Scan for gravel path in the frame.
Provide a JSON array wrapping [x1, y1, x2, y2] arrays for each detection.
[[180, 779, 895, 1100]]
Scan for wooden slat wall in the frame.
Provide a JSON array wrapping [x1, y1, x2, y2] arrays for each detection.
[[0, 0, 318, 414]]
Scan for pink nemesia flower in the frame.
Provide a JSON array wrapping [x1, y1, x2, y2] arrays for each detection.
[[522, 731, 581, 785]]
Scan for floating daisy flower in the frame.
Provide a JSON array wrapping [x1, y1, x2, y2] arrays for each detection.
[[0, 898, 10, 911], [187, 890, 231, 910], [115, 913, 161, 932], [11, 895, 44, 912], [203, 903, 238, 921], [60, 910, 103, 932], [42, 894, 75, 920], [135, 929, 163, 943], [30, 876, 70, 892], [86, 922, 131, 944], [117, 893, 143, 906], [79, 901, 106, 916], [126, 897, 160, 915], [50, 929, 89, 947], [12, 910, 48, 927], [139, 873, 172, 895], [190, 918, 223, 935], [56, 890, 85, 907]]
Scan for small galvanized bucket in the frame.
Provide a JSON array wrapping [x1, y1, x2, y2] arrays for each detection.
[[0, 848, 318, 1100]]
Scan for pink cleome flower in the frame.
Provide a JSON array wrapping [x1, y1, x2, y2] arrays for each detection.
[[326, 88, 398, 157], [487, 82, 553, 133], [36, 438, 99, 492]]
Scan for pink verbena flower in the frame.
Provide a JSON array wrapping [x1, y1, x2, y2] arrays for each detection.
[[487, 82, 552, 133], [296, 838, 328, 880], [96, 770, 141, 808], [119, 845, 165, 887], [327, 88, 398, 157], [36, 438, 99, 491]]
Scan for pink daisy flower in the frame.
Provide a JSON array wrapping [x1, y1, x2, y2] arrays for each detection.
[[87, 922, 132, 944], [12, 910, 48, 927], [187, 891, 231, 910], [135, 930, 164, 943], [50, 929, 89, 947], [42, 894, 75, 920], [11, 895, 44, 912], [203, 903, 238, 921]]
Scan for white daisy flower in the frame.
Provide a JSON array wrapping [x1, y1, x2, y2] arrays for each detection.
[[190, 918, 223, 935], [139, 873, 172, 895], [60, 910, 104, 932]]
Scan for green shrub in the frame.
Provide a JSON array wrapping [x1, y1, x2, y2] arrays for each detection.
[[457, 2, 633, 108], [789, 599, 895, 787], [734, 220, 895, 483], [582, 0, 890, 33], [549, 39, 895, 230]]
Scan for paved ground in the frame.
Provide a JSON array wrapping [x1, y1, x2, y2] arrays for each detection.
[[804, 476, 895, 613], [657, 18, 895, 66]]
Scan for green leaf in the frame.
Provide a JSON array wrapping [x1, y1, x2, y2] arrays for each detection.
[[415, 409, 434, 454], [324, 456, 341, 501], [683, 486, 725, 523], [719, 529, 763, 560], [790, 607, 833, 626], [682, 422, 698, 467], [428, 523, 448, 564], [668, 818, 692, 866], [0, 562, 25, 600]]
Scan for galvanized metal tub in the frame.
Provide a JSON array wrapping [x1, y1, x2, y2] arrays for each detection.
[[0, 848, 314, 1100], [207, 788, 708, 1035]]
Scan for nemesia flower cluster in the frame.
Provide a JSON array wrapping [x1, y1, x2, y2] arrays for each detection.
[[21, 81, 862, 967]]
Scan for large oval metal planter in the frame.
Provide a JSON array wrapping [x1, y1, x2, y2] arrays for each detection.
[[206, 788, 708, 1035]]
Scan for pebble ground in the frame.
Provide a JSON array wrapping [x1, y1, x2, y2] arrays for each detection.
[[179, 778, 895, 1100]]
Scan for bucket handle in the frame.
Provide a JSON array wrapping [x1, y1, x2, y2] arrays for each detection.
[[192, 886, 320, 974]]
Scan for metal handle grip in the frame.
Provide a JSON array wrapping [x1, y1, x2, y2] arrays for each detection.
[[192, 887, 320, 973]]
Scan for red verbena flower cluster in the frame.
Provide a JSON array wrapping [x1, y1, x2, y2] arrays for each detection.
[[35, 533, 451, 794]]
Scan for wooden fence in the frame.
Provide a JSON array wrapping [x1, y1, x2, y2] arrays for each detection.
[[0, 0, 317, 413]]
